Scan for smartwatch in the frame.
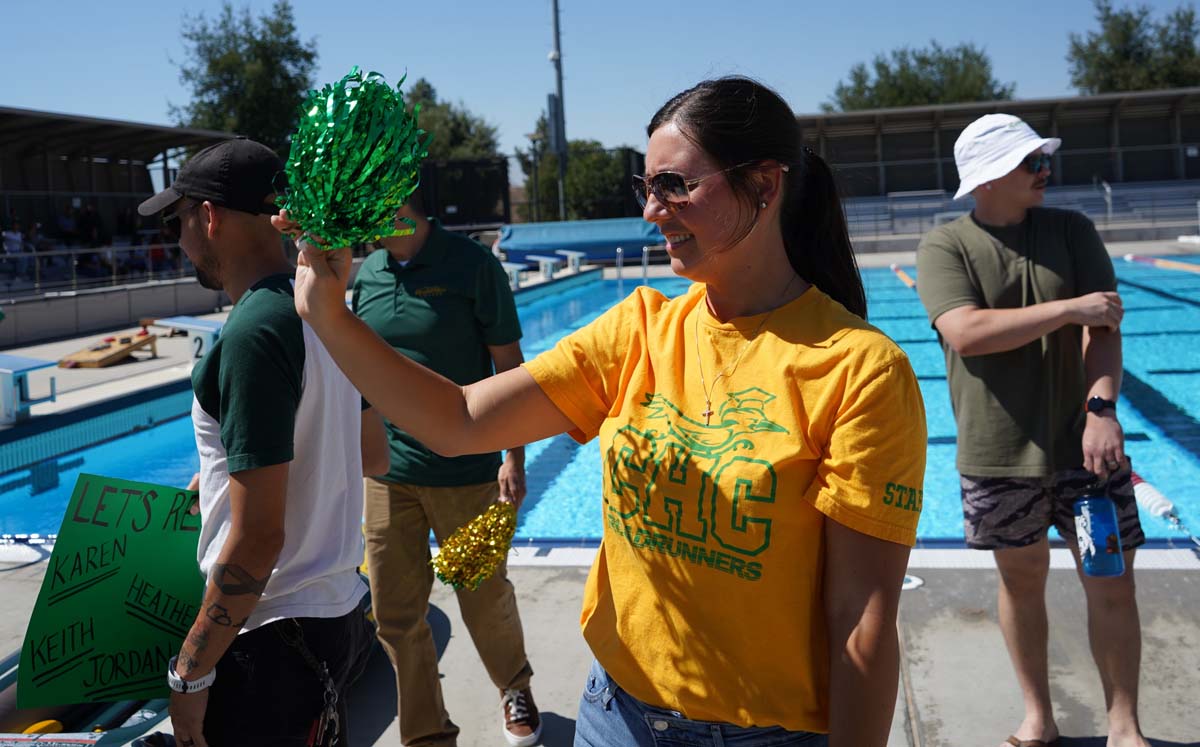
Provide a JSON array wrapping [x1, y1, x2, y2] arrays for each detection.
[[1086, 396, 1117, 415], [167, 655, 216, 694]]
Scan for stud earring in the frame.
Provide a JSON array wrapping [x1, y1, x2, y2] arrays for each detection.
[[759, 201, 767, 208]]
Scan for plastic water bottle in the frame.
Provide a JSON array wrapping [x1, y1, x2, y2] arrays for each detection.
[[1074, 491, 1125, 577]]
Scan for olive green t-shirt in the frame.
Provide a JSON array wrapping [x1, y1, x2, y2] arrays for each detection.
[[352, 221, 522, 486], [915, 208, 1116, 477]]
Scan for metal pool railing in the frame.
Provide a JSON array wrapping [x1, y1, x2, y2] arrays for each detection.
[[641, 244, 667, 284], [0, 243, 193, 295], [609, 244, 668, 285]]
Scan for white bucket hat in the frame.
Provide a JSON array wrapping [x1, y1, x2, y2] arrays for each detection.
[[952, 114, 1061, 200]]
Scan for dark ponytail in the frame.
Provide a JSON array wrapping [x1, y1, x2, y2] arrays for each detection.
[[782, 149, 866, 319], [648, 77, 867, 319]]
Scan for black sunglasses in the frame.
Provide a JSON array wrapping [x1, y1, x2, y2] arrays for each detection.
[[632, 161, 765, 211], [1023, 153, 1052, 174]]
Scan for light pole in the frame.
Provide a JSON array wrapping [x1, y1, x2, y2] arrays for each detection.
[[550, 0, 567, 221], [526, 132, 543, 223]]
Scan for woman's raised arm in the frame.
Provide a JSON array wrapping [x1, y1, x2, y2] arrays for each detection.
[[284, 227, 575, 455]]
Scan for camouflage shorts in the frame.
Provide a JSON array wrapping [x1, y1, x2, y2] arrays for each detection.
[[960, 463, 1145, 550]]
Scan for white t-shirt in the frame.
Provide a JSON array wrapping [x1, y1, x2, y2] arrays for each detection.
[[191, 274, 366, 631]]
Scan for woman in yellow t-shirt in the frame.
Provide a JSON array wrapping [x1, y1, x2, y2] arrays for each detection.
[[280, 77, 926, 747]]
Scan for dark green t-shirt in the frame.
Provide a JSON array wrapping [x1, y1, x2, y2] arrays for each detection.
[[352, 221, 522, 486], [915, 208, 1116, 477], [192, 274, 304, 473]]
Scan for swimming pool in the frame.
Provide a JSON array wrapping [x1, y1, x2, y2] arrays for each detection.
[[2, 261, 1199, 545]]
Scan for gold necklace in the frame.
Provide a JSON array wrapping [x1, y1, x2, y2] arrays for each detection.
[[693, 274, 798, 426]]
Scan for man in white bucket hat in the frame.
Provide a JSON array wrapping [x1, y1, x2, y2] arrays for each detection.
[[916, 115, 1150, 747], [951, 113, 1060, 200]]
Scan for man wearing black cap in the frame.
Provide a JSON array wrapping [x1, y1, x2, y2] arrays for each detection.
[[139, 137, 383, 747]]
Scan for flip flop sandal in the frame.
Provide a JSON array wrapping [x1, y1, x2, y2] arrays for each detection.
[[1005, 738, 1060, 747]]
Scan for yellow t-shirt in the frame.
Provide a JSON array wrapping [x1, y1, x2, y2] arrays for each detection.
[[523, 283, 926, 733]]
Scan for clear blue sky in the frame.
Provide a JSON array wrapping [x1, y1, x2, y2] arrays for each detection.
[[2, 0, 1190, 159]]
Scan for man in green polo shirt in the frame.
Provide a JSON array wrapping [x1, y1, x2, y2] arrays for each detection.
[[352, 190, 539, 747], [916, 114, 1149, 747]]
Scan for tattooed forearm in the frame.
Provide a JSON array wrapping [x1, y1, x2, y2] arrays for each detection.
[[178, 628, 209, 674], [185, 628, 210, 655], [205, 603, 249, 628], [211, 563, 271, 596], [178, 650, 200, 674]]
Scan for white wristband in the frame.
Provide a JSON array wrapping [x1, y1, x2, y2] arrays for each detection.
[[167, 655, 216, 694]]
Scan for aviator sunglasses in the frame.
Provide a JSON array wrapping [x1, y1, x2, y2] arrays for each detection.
[[1023, 152, 1052, 174], [632, 161, 770, 211]]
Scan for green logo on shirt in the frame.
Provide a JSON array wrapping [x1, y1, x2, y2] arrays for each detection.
[[604, 388, 787, 581], [882, 482, 922, 512]]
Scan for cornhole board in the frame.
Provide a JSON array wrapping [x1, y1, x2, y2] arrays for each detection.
[[58, 332, 157, 369]]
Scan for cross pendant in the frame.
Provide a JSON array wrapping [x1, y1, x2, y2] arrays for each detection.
[[702, 402, 713, 426]]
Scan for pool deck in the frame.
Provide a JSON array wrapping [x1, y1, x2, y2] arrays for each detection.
[[2, 239, 1200, 745]]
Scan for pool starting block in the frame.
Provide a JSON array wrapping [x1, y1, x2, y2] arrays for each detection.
[[525, 254, 566, 279], [555, 249, 588, 273], [0, 354, 57, 425], [150, 316, 224, 359], [500, 261, 526, 290]]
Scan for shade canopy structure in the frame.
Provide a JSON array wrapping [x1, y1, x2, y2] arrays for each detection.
[[796, 87, 1200, 196], [0, 106, 235, 236], [0, 106, 233, 165]]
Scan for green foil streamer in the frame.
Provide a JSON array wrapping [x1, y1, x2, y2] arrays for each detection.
[[279, 66, 430, 248]]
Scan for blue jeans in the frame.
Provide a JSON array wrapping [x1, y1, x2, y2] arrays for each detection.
[[574, 659, 827, 747]]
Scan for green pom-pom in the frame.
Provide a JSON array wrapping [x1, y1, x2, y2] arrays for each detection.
[[278, 66, 431, 248]]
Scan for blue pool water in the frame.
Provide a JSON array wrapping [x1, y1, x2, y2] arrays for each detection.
[[3, 261, 1200, 545]]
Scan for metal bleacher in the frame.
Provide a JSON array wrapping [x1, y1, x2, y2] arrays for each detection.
[[842, 180, 1200, 237]]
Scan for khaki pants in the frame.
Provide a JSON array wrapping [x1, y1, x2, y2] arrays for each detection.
[[363, 477, 533, 747]]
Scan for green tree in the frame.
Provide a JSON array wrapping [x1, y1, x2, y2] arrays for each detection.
[[514, 114, 550, 221], [564, 141, 630, 219], [516, 121, 634, 222], [824, 41, 1014, 112], [406, 78, 501, 160], [170, 0, 318, 157], [1068, 0, 1200, 94]]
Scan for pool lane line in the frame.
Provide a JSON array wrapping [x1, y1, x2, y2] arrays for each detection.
[[0, 534, 57, 546], [927, 432, 1151, 445], [493, 545, 1200, 569], [1124, 254, 1200, 275], [1116, 277, 1200, 309], [1124, 328, 1200, 337], [1132, 472, 1200, 550], [889, 264, 917, 290], [1120, 368, 1200, 462]]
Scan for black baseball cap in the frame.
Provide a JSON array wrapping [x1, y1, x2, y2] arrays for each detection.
[[138, 137, 286, 217]]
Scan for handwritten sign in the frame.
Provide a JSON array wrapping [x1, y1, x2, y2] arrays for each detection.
[[18, 475, 204, 707]]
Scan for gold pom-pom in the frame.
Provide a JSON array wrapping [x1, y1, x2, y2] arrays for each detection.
[[432, 502, 517, 590]]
